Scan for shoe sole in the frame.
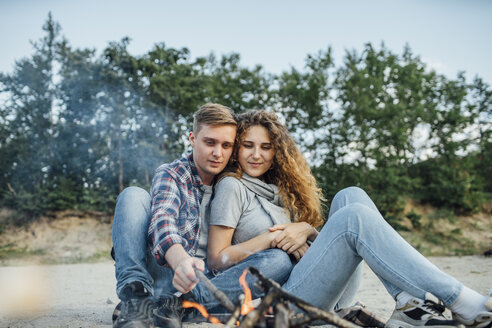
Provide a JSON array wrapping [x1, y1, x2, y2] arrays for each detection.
[[386, 320, 464, 328]]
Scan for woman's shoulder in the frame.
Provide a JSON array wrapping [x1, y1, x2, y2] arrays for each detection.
[[215, 175, 245, 191], [212, 175, 250, 205]]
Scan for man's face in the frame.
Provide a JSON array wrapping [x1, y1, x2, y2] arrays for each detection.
[[189, 124, 237, 185]]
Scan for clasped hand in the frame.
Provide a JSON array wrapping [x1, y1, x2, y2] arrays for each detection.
[[269, 222, 313, 261]]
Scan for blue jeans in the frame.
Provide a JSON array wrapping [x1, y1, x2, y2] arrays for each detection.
[[283, 186, 463, 310], [112, 186, 294, 310]]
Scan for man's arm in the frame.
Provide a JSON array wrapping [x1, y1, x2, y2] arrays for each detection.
[[147, 169, 185, 265], [147, 167, 205, 292]]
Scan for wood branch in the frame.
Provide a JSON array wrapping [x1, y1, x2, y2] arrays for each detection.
[[289, 313, 321, 327], [248, 267, 359, 328], [194, 266, 362, 328], [224, 306, 242, 328], [275, 303, 290, 328], [194, 269, 236, 313], [239, 289, 278, 328]]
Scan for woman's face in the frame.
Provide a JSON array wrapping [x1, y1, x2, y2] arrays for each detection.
[[238, 125, 274, 178]]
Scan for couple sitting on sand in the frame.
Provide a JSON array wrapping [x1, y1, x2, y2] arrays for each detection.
[[111, 103, 492, 328]]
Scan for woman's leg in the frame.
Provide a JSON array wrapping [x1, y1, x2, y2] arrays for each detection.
[[329, 187, 402, 300], [328, 186, 379, 218], [328, 187, 368, 309], [282, 187, 462, 311], [333, 263, 363, 309]]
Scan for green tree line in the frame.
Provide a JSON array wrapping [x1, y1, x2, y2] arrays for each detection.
[[1, 15, 491, 225]]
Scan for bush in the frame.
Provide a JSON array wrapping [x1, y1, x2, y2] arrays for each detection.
[[409, 157, 483, 214]]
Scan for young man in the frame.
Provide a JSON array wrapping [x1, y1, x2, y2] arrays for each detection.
[[111, 103, 293, 328]]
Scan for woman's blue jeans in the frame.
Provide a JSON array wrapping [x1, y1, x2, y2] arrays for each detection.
[[112, 186, 294, 310], [283, 186, 463, 310]]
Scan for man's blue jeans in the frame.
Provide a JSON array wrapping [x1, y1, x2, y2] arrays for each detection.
[[112, 186, 294, 310], [283, 186, 463, 310]]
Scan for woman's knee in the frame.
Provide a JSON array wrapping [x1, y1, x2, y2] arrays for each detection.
[[329, 186, 374, 218], [333, 186, 368, 203], [325, 202, 383, 236]]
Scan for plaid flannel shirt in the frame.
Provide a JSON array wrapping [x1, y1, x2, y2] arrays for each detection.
[[147, 153, 204, 266]]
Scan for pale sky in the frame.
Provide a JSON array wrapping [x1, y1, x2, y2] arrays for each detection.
[[1, 0, 491, 85]]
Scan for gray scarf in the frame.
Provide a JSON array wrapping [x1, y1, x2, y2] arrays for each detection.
[[239, 173, 291, 225]]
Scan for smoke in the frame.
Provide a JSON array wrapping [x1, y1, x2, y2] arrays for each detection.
[[2, 56, 193, 214]]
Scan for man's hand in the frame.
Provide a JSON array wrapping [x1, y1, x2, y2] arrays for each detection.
[[165, 244, 205, 294], [269, 222, 314, 254], [172, 256, 205, 294]]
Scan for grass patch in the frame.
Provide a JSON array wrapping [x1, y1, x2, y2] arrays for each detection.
[[396, 205, 484, 256], [84, 250, 112, 263], [33, 249, 112, 265], [428, 208, 457, 223], [0, 244, 46, 260]]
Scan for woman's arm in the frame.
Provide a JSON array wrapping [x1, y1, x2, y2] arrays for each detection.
[[269, 222, 318, 254], [207, 225, 281, 271]]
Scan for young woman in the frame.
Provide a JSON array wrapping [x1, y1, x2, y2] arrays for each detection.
[[207, 110, 492, 328]]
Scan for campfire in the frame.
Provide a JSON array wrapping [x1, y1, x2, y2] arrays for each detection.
[[187, 267, 373, 328]]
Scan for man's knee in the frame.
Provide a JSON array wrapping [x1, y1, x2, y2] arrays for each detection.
[[113, 186, 151, 228], [117, 186, 151, 205], [254, 249, 294, 283]]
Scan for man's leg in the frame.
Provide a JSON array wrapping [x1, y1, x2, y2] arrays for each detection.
[[113, 186, 154, 297], [191, 248, 294, 312], [112, 186, 156, 328]]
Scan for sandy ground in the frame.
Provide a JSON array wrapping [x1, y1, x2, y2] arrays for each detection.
[[1, 256, 491, 328]]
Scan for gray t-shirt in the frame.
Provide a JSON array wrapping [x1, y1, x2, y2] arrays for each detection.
[[195, 184, 213, 259], [210, 175, 290, 245]]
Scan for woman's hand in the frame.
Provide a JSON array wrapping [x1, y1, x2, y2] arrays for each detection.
[[269, 222, 315, 254], [290, 242, 310, 261]]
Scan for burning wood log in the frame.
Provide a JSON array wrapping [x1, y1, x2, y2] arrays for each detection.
[[193, 267, 361, 328], [239, 286, 278, 328], [194, 269, 236, 313], [248, 267, 359, 328], [224, 305, 242, 327], [274, 303, 289, 328]]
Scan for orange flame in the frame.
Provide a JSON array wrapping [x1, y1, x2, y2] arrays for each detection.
[[239, 269, 255, 315], [182, 300, 221, 324]]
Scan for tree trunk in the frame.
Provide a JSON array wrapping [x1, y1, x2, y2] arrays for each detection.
[[118, 131, 124, 192]]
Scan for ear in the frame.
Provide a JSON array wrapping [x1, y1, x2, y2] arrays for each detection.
[[189, 131, 195, 147]]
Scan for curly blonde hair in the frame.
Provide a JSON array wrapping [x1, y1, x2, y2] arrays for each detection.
[[230, 110, 325, 227]]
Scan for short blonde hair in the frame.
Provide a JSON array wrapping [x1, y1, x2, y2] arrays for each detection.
[[193, 103, 237, 135]]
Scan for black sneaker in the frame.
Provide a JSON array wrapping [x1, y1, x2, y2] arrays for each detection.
[[336, 302, 386, 327], [113, 281, 156, 328], [153, 295, 186, 328], [385, 296, 463, 328]]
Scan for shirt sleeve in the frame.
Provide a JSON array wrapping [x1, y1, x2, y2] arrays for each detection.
[[148, 166, 186, 266], [210, 177, 245, 228]]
